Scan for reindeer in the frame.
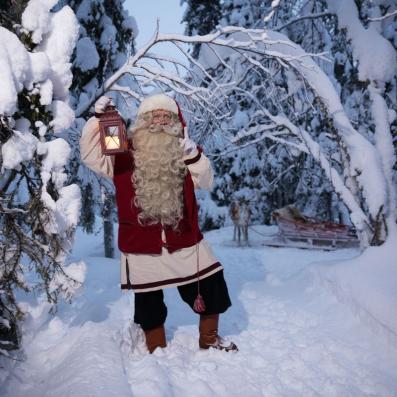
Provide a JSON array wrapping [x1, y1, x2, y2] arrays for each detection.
[[230, 200, 251, 245]]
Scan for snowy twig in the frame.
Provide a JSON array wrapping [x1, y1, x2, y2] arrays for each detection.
[[267, 164, 297, 193], [75, 26, 327, 118], [275, 12, 335, 32], [367, 10, 397, 21], [109, 85, 143, 102], [0, 205, 28, 214], [204, 43, 234, 75], [263, 0, 281, 24], [144, 51, 189, 71]]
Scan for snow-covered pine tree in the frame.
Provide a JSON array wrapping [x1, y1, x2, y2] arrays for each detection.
[[61, 0, 138, 256], [221, 0, 266, 28], [181, 0, 221, 59], [0, 0, 83, 352]]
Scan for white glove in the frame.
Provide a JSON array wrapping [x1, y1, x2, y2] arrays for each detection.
[[95, 96, 113, 114], [179, 126, 197, 156]]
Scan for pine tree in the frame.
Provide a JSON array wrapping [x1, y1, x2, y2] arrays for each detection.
[[181, 0, 222, 59], [0, 0, 82, 351], [220, 0, 266, 29]]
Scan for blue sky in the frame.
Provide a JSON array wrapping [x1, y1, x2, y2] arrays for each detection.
[[124, 0, 186, 50]]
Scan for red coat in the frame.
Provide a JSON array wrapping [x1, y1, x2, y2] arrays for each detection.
[[113, 150, 203, 254]]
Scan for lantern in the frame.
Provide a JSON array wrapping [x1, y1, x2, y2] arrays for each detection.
[[98, 106, 128, 155]]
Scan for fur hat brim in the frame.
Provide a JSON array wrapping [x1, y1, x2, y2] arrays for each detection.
[[137, 93, 178, 115]]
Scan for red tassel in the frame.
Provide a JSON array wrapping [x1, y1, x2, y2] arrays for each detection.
[[193, 293, 206, 313]]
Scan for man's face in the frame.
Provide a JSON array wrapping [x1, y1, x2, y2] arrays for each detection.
[[151, 109, 173, 126], [131, 109, 183, 138]]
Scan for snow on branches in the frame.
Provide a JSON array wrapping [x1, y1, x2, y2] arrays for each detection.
[[0, 0, 84, 350]]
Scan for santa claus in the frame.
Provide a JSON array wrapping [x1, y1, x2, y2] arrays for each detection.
[[80, 93, 237, 353]]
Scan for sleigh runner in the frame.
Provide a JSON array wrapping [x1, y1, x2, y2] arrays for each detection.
[[268, 206, 359, 250]]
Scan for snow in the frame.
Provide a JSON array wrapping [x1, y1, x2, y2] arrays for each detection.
[[326, 0, 397, 87], [29, 52, 51, 82], [0, 28, 31, 115], [50, 100, 75, 132], [122, 14, 139, 39], [233, 108, 249, 129], [55, 184, 82, 231], [75, 37, 100, 71], [100, 15, 118, 49], [37, 138, 81, 235], [39, 138, 70, 184], [75, 0, 95, 23], [0, 2, 77, 131], [198, 40, 236, 70], [40, 181, 81, 236], [37, 6, 79, 101], [21, 0, 58, 44], [316, 231, 397, 338], [1, 129, 38, 171], [1, 224, 396, 396], [368, 85, 396, 226], [49, 260, 87, 300], [38, 79, 53, 106]]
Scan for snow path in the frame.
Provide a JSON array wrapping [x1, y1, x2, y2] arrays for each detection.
[[1, 226, 397, 396]]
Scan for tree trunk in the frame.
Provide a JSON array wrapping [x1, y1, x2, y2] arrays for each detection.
[[101, 187, 115, 258], [103, 218, 114, 258]]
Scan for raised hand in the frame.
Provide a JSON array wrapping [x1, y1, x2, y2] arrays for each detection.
[[179, 126, 197, 156], [95, 96, 114, 114]]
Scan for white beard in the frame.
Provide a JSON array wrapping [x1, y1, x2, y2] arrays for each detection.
[[131, 127, 187, 227]]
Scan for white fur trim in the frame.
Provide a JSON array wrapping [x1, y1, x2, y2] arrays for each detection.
[[137, 94, 178, 115]]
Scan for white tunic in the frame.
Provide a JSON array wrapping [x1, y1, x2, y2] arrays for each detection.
[[80, 117, 223, 292]]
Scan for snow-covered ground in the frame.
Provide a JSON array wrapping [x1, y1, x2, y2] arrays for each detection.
[[1, 225, 397, 397]]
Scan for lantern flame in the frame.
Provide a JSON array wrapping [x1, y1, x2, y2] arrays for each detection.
[[105, 136, 120, 149]]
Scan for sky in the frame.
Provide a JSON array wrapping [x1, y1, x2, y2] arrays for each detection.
[[124, 0, 187, 53]]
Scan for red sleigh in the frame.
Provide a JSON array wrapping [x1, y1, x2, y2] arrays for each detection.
[[270, 205, 359, 250]]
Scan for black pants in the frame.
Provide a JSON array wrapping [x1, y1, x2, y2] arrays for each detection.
[[134, 270, 231, 331]]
